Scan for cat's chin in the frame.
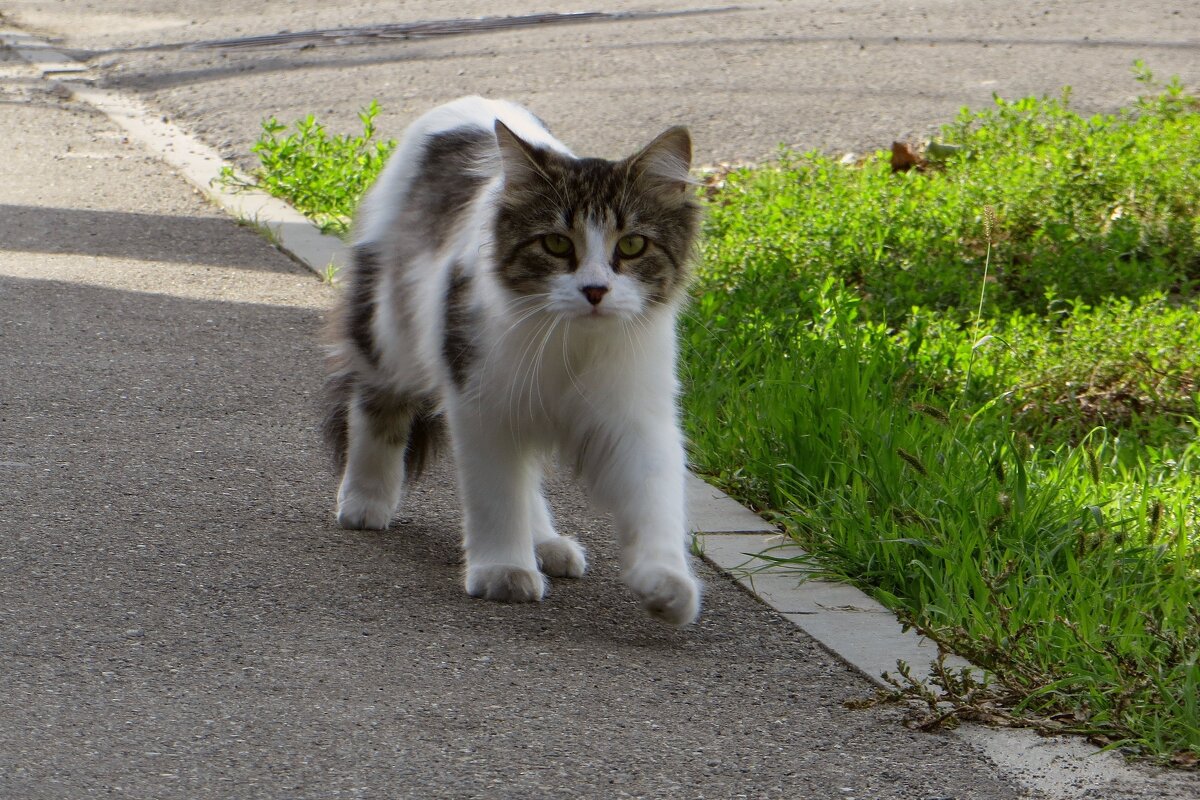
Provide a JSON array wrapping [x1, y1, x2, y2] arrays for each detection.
[[568, 308, 633, 323]]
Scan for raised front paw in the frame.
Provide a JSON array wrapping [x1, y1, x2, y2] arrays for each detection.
[[466, 564, 547, 603], [336, 495, 394, 530], [535, 536, 588, 578], [624, 564, 702, 626]]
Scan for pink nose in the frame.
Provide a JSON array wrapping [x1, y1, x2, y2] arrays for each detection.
[[581, 285, 609, 306]]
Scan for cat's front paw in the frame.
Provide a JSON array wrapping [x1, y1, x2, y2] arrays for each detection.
[[336, 495, 394, 530], [466, 564, 547, 603], [624, 564, 701, 626], [535, 536, 588, 578]]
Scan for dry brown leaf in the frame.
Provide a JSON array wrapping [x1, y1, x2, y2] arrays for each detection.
[[890, 141, 924, 173]]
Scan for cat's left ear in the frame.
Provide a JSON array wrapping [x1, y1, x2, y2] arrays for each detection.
[[630, 126, 695, 200], [494, 120, 549, 189]]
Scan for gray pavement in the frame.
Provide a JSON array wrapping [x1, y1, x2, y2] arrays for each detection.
[[5, 1, 1199, 167], [3, 3, 1200, 798]]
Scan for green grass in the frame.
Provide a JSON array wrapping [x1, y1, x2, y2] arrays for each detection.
[[239, 67, 1200, 765], [684, 66, 1200, 765], [219, 100, 394, 235]]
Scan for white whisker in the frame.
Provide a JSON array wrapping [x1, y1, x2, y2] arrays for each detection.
[[527, 314, 562, 423], [562, 319, 604, 419], [508, 311, 557, 437], [475, 293, 553, 421]]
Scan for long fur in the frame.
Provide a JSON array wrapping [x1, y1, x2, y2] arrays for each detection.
[[324, 96, 704, 625]]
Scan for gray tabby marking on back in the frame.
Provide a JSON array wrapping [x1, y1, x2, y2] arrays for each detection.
[[344, 244, 380, 366], [403, 127, 494, 251]]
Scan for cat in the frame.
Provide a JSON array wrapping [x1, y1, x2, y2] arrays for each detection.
[[323, 96, 703, 625]]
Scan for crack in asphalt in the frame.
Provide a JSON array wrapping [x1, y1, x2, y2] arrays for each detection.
[[161, 7, 745, 52]]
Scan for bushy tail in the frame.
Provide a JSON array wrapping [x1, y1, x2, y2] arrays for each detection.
[[321, 363, 445, 480], [321, 366, 355, 471], [403, 402, 447, 481]]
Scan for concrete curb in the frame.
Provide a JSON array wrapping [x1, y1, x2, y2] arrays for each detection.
[[6, 27, 1188, 800], [683, 475, 975, 683]]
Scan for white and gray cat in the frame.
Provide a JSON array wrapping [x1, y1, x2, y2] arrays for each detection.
[[324, 96, 703, 625]]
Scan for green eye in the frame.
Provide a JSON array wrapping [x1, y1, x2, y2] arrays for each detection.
[[616, 234, 647, 258], [541, 233, 573, 257]]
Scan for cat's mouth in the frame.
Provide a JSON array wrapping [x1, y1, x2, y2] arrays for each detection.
[[577, 304, 622, 321]]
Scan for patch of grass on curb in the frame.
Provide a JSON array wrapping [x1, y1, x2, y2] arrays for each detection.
[[238, 68, 1200, 765], [220, 101, 394, 235]]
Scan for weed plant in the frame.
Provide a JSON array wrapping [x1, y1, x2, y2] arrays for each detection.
[[241, 69, 1199, 763], [705, 66, 1199, 325], [220, 101, 394, 235]]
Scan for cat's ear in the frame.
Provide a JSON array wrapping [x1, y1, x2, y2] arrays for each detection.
[[494, 120, 548, 188], [630, 126, 695, 200]]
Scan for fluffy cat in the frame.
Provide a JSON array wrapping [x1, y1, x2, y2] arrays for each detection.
[[324, 96, 703, 625]]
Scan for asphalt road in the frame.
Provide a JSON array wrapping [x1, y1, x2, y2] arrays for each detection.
[[5, 1, 1198, 167], [2, 3, 1199, 798]]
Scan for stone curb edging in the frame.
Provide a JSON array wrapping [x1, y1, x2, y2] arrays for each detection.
[[682, 475, 972, 685], [4, 27, 1182, 800]]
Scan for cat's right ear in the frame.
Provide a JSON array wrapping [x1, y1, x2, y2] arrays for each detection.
[[494, 120, 548, 188], [629, 126, 696, 204]]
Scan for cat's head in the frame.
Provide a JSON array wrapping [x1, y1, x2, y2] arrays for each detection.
[[492, 121, 701, 320]]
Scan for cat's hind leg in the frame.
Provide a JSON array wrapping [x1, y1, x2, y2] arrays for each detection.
[[331, 383, 419, 530], [530, 491, 587, 579]]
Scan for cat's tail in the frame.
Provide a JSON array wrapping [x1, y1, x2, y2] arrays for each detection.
[[321, 360, 447, 480], [321, 363, 355, 472], [403, 403, 447, 480]]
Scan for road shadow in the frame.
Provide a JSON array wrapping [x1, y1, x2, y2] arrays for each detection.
[[0, 274, 700, 650], [0, 203, 311, 273], [6, 273, 1029, 800], [76, 30, 1200, 94]]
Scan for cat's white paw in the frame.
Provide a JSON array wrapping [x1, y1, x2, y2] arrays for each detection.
[[336, 495, 394, 530], [624, 564, 701, 626], [535, 537, 588, 578], [466, 564, 547, 603]]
